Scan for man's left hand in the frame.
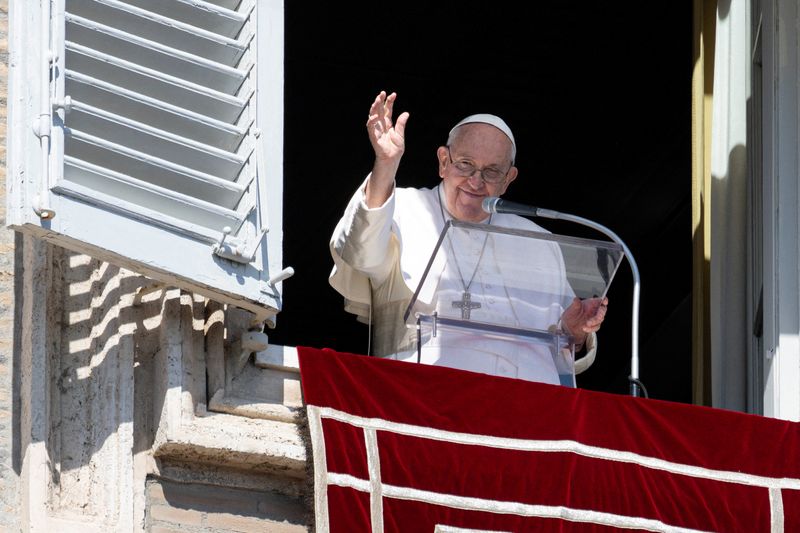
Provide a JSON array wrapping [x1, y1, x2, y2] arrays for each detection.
[[561, 296, 608, 345]]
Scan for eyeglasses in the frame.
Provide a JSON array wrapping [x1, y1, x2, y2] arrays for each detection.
[[446, 147, 511, 185]]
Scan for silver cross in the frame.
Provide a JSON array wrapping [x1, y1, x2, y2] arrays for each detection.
[[452, 291, 481, 319]]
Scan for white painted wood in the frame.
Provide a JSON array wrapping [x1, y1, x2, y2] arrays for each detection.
[[66, 101, 249, 177], [65, 43, 249, 123], [68, 0, 251, 67], [746, 1, 765, 416], [66, 13, 250, 94], [202, 0, 245, 12], [25, 194, 279, 319], [65, 130, 248, 204], [761, 0, 800, 421], [761, 0, 779, 419], [7, 0, 286, 319], [709, 0, 750, 412], [772, 0, 800, 421], [60, 157, 244, 232], [255, 0, 286, 302], [123, 0, 252, 39], [65, 70, 249, 151]]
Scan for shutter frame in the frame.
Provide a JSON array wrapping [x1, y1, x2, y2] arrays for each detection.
[[7, 0, 287, 322]]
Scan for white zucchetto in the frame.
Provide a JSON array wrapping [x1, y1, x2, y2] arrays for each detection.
[[449, 114, 516, 162]]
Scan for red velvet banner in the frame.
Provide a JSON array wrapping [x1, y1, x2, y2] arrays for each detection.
[[298, 346, 800, 532]]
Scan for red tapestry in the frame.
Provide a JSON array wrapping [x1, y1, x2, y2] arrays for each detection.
[[298, 346, 800, 532]]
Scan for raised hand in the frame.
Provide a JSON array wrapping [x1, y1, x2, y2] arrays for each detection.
[[365, 91, 410, 207], [367, 91, 409, 164]]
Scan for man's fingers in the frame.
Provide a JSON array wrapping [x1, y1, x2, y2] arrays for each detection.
[[367, 93, 385, 128], [367, 91, 406, 137], [384, 92, 397, 122], [394, 111, 410, 138], [370, 92, 385, 113]]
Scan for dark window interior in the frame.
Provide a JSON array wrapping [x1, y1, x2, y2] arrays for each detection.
[[273, 2, 693, 402]]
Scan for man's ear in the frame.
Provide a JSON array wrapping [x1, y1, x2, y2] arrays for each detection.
[[498, 166, 518, 194], [436, 146, 449, 178]]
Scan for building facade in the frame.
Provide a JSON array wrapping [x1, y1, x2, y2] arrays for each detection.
[[2, 0, 800, 531]]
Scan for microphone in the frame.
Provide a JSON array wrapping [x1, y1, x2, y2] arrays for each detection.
[[482, 196, 645, 398], [482, 197, 558, 219]]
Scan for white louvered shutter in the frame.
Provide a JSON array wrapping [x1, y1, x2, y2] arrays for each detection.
[[7, 0, 287, 322]]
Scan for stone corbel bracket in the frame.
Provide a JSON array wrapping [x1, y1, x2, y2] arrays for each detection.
[[151, 294, 306, 479]]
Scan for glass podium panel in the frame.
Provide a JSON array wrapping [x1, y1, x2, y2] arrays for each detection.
[[403, 220, 625, 386]]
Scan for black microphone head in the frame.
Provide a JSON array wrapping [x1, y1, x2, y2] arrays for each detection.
[[482, 196, 500, 214]]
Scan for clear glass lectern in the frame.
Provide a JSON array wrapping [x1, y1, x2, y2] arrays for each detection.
[[403, 220, 625, 387]]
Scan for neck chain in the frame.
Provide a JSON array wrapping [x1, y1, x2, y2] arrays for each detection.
[[437, 186, 492, 319]]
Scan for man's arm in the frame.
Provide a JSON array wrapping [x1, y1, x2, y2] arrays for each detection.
[[328, 91, 410, 297]]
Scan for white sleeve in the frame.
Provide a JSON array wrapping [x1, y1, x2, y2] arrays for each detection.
[[574, 332, 598, 374], [328, 176, 398, 315]]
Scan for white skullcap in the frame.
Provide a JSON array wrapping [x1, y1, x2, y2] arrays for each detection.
[[449, 113, 516, 162]]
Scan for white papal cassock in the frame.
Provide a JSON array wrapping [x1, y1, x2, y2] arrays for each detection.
[[329, 176, 596, 384]]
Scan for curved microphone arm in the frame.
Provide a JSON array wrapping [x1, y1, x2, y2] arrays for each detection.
[[483, 197, 643, 397]]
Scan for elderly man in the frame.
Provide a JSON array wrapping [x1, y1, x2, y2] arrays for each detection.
[[329, 91, 607, 384]]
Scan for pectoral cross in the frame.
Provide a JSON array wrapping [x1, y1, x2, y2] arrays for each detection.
[[452, 291, 481, 319]]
